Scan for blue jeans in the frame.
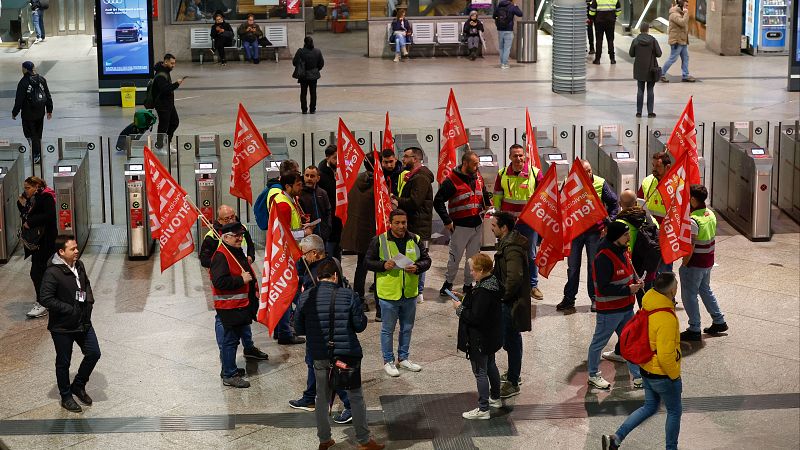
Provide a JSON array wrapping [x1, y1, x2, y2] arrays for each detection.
[[379, 297, 417, 363], [563, 230, 600, 305], [660, 44, 690, 79], [215, 314, 254, 355], [242, 40, 259, 61], [501, 304, 523, 385], [615, 377, 683, 450], [221, 325, 246, 378], [587, 309, 641, 379], [514, 222, 539, 288], [301, 352, 350, 408], [394, 34, 407, 54], [679, 266, 725, 333], [498, 30, 514, 65], [32, 9, 44, 39]]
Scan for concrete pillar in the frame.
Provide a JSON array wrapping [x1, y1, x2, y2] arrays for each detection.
[[705, 0, 743, 56]]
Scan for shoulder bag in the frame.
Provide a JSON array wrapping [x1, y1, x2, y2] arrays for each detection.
[[326, 287, 361, 390], [650, 41, 661, 80]]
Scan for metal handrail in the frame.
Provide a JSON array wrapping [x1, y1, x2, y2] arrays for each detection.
[[17, 5, 35, 47]]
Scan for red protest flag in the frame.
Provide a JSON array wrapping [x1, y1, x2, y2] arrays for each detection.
[[258, 211, 303, 334], [524, 108, 542, 171], [561, 158, 609, 243], [518, 165, 564, 278], [657, 151, 696, 264], [334, 118, 366, 226], [383, 112, 394, 151], [231, 103, 271, 204], [666, 97, 701, 185], [373, 145, 393, 236], [437, 89, 467, 183], [143, 146, 199, 272]]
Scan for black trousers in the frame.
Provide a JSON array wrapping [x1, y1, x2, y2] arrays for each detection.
[[637, 80, 656, 115], [587, 22, 595, 50], [594, 21, 615, 59], [51, 327, 102, 398], [155, 106, 180, 147], [22, 118, 44, 158], [30, 249, 50, 302], [300, 80, 317, 113], [214, 39, 228, 63]]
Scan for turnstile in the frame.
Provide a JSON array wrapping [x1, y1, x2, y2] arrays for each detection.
[[393, 129, 440, 166], [124, 162, 155, 259], [520, 125, 575, 184], [52, 152, 90, 252], [711, 122, 773, 241], [773, 121, 800, 223], [0, 155, 24, 263], [311, 130, 373, 169], [583, 124, 639, 194], [464, 127, 503, 249], [646, 125, 708, 184]]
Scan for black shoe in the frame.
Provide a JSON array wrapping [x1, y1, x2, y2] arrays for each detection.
[[302, 111, 308, 114], [254, 59, 260, 64], [277, 336, 306, 345], [636, 113, 642, 118], [71, 384, 92, 405], [648, 113, 657, 118], [310, 110, 316, 114], [592, 59, 600, 65], [61, 396, 82, 413], [601, 435, 619, 450], [703, 322, 729, 334], [363, 300, 370, 312], [439, 281, 453, 297], [243, 346, 269, 360], [610, 58, 616, 64], [556, 301, 575, 312], [588, 48, 595, 55], [680, 330, 702, 342], [220, 368, 246, 378]]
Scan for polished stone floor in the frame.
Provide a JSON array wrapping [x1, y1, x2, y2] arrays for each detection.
[[0, 29, 799, 449]]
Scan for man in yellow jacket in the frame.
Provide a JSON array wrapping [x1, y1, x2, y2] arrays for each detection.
[[602, 272, 682, 450]]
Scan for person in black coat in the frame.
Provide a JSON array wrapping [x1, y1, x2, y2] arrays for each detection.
[[12, 61, 53, 163], [316, 146, 340, 259], [629, 23, 662, 118], [299, 166, 333, 242], [293, 36, 324, 114], [39, 235, 101, 413], [152, 54, 185, 149], [452, 253, 504, 419], [210, 12, 234, 65], [18, 176, 57, 318]]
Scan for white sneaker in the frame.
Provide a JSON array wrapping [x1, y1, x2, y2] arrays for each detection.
[[402, 47, 408, 56], [588, 375, 611, 390], [602, 351, 627, 363], [501, 64, 510, 69], [393, 54, 400, 62], [633, 378, 643, 389], [397, 359, 422, 372], [462, 407, 490, 420], [416, 294, 424, 304], [26, 303, 48, 318], [488, 397, 502, 408], [383, 362, 400, 377], [34, 38, 42, 44]]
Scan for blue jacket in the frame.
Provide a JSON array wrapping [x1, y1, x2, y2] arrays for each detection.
[[494, 0, 523, 32], [295, 281, 367, 360]]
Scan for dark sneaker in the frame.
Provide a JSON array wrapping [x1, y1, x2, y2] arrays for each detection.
[[648, 113, 657, 118], [499, 382, 520, 398], [682, 76, 697, 82], [439, 281, 453, 297], [61, 396, 82, 413], [588, 48, 595, 54], [660, 76, 669, 83], [289, 398, 316, 411], [374, 314, 382, 322], [222, 376, 250, 388], [703, 322, 729, 334], [71, 384, 92, 405], [610, 58, 616, 64], [636, 113, 642, 118], [680, 330, 702, 342], [220, 368, 246, 379], [332, 408, 353, 424], [243, 346, 269, 360], [500, 372, 523, 386], [592, 59, 601, 65], [602, 434, 620, 450], [556, 301, 575, 312], [277, 336, 306, 345]]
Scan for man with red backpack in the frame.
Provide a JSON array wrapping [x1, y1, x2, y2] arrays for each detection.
[[602, 272, 682, 450]]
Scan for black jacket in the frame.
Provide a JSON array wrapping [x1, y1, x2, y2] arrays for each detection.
[[211, 21, 234, 46], [299, 185, 332, 241], [199, 218, 255, 268], [433, 167, 491, 228], [17, 187, 57, 259], [293, 46, 324, 82], [457, 274, 503, 357], [152, 62, 179, 110], [463, 19, 485, 37], [629, 33, 662, 82], [593, 238, 635, 314], [12, 73, 53, 121], [494, 0, 523, 31], [39, 255, 95, 333], [493, 230, 532, 332], [237, 22, 264, 43], [397, 165, 435, 240], [384, 162, 403, 196], [295, 281, 367, 360], [364, 231, 432, 274], [317, 160, 341, 243], [210, 243, 258, 326]]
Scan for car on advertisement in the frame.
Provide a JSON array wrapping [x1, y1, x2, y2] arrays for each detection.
[[115, 23, 143, 43]]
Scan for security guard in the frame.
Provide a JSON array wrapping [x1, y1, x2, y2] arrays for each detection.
[[589, 0, 621, 64], [637, 151, 671, 225], [493, 144, 543, 300]]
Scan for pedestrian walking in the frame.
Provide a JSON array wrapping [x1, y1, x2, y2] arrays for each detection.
[[12, 61, 53, 164], [152, 54, 185, 150], [660, 0, 697, 83]]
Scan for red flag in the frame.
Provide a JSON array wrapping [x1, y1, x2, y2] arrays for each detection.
[[143, 146, 199, 272], [561, 158, 609, 243], [382, 112, 394, 151], [518, 165, 564, 278], [231, 103, 271, 204], [258, 212, 303, 333], [437, 89, 467, 183], [524, 108, 542, 171], [666, 97, 701, 185], [373, 145, 393, 236], [657, 151, 697, 264], [334, 118, 366, 226]]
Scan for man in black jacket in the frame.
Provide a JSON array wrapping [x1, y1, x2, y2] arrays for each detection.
[[39, 235, 101, 413], [299, 166, 332, 242], [317, 146, 341, 259], [12, 61, 53, 164], [152, 54, 185, 150]]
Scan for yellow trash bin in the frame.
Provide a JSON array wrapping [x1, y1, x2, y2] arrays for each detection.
[[120, 86, 136, 108]]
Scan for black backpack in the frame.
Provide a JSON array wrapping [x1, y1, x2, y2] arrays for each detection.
[[27, 76, 47, 107], [494, 5, 513, 28], [632, 221, 661, 275], [143, 72, 167, 109]]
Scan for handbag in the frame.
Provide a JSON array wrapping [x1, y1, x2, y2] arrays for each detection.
[[19, 224, 44, 251], [326, 287, 362, 391], [258, 36, 272, 47], [650, 42, 661, 79], [292, 56, 306, 80]]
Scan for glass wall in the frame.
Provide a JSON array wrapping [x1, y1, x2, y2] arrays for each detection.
[[370, 0, 496, 18], [174, 0, 303, 22]]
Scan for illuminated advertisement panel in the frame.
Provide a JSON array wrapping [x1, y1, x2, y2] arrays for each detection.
[[96, 0, 154, 79]]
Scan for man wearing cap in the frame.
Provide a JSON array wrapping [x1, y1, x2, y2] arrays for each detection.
[[12, 61, 53, 165], [210, 222, 259, 388]]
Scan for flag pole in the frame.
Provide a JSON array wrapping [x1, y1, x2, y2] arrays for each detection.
[[183, 194, 248, 274]]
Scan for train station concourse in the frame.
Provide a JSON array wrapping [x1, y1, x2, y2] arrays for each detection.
[[0, 3, 799, 448]]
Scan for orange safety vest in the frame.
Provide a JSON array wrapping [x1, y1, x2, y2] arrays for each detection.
[[447, 172, 485, 220], [210, 248, 252, 310], [592, 248, 636, 311]]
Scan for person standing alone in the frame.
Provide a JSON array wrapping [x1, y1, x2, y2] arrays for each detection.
[[629, 23, 662, 118], [12, 61, 52, 165], [493, 0, 523, 69], [293, 36, 324, 114]]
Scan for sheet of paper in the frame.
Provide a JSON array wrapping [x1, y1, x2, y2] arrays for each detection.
[[390, 253, 414, 269], [303, 218, 321, 228]]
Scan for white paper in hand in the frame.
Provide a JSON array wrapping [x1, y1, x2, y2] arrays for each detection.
[[390, 253, 414, 269]]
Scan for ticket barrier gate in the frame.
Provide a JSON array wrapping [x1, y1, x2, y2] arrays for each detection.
[[312, 130, 373, 168], [393, 129, 440, 165], [52, 150, 90, 252], [124, 162, 155, 259], [646, 126, 707, 184], [194, 139, 221, 247], [530, 126, 574, 184], [0, 140, 31, 175], [583, 124, 639, 194], [711, 122, 773, 241], [462, 127, 502, 249], [772, 121, 799, 223], [0, 154, 24, 263]]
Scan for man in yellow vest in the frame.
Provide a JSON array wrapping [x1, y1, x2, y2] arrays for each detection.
[[365, 209, 432, 378], [589, 0, 621, 64], [637, 151, 671, 226], [199, 204, 255, 269], [557, 160, 620, 313], [492, 144, 544, 300]]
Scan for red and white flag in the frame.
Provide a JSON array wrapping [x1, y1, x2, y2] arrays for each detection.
[[334, 118, 365, 226], [258, 212, 303, 333], [143, 146, 199, 272], [657, 151, 698, 264], [518, 165, 564, 278], [382, 112, 394, 151], [666, 97, 701, 185], [373, 144, 393, 236], [437, 89, 468, 183], [230, 103, 271, 204], [561, 158, 609, 243], [524, 108, 542, 172]]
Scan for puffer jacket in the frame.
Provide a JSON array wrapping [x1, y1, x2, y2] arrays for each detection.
[[493, 230, 531, 332], [629, 32, 662, 82], [396, 165, 435, 240], [667, 5, 689, 45], [39, 254, 95, 333], [295, 281, 368, 360], [457, 274, 504, 357], [639, 289, 681, 380]]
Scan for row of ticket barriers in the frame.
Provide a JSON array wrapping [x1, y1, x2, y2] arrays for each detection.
[[0, 120, 798, 263]]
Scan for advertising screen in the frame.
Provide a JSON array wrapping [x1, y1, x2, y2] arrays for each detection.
[[96, 0, 153, 78]]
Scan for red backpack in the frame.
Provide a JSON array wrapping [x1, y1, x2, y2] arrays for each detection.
[[620, 307, 676, 365]]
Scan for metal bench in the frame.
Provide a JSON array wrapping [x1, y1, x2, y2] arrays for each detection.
[[262, 24, 288, 62], [190, 28, 212, 64], [435, 22, 463, 56], [387, 22, 435, 56]]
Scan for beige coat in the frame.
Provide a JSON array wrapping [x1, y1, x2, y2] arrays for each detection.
[[667, 5, 689, 45]]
